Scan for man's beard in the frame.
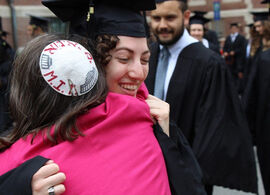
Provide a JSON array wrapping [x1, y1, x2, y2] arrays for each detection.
[[156, 25, 184, 46]]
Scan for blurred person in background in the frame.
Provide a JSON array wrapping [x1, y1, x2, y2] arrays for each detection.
[[27, 15, 49, 39], [223, 23, 247, 95], [188, 12, 220, 54]]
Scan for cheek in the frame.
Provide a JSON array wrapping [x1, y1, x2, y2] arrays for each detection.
[[143, 66, 149, 80], [151, 22, 159, 32]]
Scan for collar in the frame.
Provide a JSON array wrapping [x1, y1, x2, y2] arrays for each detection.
[[231, 32, 239, 37]]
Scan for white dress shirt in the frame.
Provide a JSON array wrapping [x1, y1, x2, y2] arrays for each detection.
[[159, 29, 198, 99], [230, 33, 238, 43]]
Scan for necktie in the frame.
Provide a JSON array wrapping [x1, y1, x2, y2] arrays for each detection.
[[154, 46, 170, 100]]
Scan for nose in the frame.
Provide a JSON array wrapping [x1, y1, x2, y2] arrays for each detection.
[[128, 59, 145, 80], [159, 18, 168, 29]]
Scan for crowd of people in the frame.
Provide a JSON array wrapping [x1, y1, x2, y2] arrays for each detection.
[[0, 0, 269, 194]]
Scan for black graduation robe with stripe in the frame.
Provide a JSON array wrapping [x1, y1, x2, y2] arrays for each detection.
[[145, 42, 257, 193]]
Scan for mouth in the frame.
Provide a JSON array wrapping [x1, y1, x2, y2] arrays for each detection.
[[120, 83, 139, 96]]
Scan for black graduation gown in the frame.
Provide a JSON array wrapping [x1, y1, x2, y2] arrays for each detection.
[[0, 156, 49, 194], [242, 48, 270, 195], [0, 123, 207, 195], [145, 42, 257, 193], [0, 59, 13, 135], [204, 29, 220, 53], [208, 41, 220, 55], [223, 34, 247, 76]]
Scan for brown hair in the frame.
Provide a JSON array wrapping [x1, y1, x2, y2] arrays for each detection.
[[262, 20, 270, 51], [250, 26, 261, 57], [0, 34, 108, 151], [250, 20, 270, 56], [156, 0, 188, 12], [95, 34, 120, 66]]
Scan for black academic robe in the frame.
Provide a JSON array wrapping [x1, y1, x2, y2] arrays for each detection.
[[242, 48, 270, 195], [204, 29, 220, 53], [0, 58, 13, 135], [0, 123, 207, 195], [145, 42, 257, 193], [208, 41, 220, 55], [223, 34, 247, 76]]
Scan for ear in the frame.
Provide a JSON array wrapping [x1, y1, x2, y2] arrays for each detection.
[[183, 9, 191, 27]]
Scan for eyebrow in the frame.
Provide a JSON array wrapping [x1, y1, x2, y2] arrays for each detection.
[[115, 47, 150, 55]]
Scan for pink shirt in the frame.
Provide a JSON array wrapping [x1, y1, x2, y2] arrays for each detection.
[[0, 85, 171, 195]]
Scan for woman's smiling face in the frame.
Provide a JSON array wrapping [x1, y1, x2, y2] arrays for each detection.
[[105, 36, 150, 97]]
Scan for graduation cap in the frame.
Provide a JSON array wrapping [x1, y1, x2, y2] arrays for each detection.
[[42, 0, 156, 38], [251, 11, 269, 22], [246, 23, 254, 28], [261, 0, 270, 4], [29, 15, 49, 29], [193, 11, 207, 17], [189, 14, 210, 25], [156, 0, 187, 3], [230, 22, 239, 27]]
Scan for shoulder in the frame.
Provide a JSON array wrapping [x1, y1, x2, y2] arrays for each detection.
[[181, 43, 216, 59], [149, 42, 159, 52], [260, 48, 270, 60], [180, 43, 226, 69]]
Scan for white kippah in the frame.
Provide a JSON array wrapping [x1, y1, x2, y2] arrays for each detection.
[[39, 40, 98, 96]]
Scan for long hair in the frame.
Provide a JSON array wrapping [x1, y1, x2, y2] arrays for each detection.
[[250, 26, 262, 57], [250, 20, 270, 56], [262, 20, 270, 51], [0, 34, 108, 151]]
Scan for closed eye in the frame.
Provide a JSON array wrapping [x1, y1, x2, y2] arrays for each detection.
[[117, 57, 129, 63]]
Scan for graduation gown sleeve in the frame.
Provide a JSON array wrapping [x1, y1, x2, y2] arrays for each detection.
[[154, 123, 207, 195], [0, 156, 49, 195]]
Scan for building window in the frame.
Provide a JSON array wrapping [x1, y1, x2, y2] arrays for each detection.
[[48, 17, 67, 34]]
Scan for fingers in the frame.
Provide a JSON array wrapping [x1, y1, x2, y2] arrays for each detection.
[[146, 94, 170, 136], [52, 184, 66, 195], [32, 160, 66, 195], [44, 172, 66, 187], [146, 95, 170, 121], [33, 161, 60, 179]]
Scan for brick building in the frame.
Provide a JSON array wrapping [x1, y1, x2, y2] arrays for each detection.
[[0, 0, 268, 51], [189, 0, 268, 46]]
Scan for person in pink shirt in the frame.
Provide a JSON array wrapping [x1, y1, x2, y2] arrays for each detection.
[[0, 0, 206, 195]]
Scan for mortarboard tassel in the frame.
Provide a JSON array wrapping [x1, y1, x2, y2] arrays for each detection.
[[86, 0, 95, 39]]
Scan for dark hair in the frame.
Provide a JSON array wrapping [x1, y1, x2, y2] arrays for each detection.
[[250, 20, 270, 56], [156, 0, 188, 12], [0, 34, 108, 151], [95, 34, 120, 66]]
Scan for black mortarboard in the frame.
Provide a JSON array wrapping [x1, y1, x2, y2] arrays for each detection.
[[156, 0, 187, 3], [42, 0, 156, 38], [29, 15, 49, 28], [246, 23, 254, 28], [193, 11, 207, 16], [230, 23, 239, 27], [189, 14, 210, 25], [251, 11, 269, 22], [261, 0, 269, 4]]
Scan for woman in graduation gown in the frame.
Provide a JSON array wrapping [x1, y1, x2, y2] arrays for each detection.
[[243, 19, 270, 195], [0, 0, 206, 194]]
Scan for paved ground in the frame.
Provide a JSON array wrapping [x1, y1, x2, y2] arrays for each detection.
[[213, 148, 265, 195]]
